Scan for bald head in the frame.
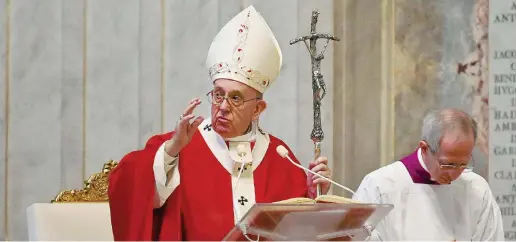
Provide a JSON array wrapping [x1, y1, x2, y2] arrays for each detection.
[[421, 108, 477, 153]]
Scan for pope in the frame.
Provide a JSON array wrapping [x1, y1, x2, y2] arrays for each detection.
[[107, 5, 333, 241]]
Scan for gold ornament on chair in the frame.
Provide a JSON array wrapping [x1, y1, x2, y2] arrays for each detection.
[[52, 160, 119, 203]]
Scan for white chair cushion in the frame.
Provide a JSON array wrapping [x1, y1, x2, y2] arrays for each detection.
[[27, 203, 113, 241]]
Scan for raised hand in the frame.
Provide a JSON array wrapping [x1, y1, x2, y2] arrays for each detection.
[[164, 98, 204, 157]]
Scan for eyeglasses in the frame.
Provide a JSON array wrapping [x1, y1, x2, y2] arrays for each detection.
[[438, 163, 474, 172], [427, 146, 474, 172], [206, 90, 261, 107]]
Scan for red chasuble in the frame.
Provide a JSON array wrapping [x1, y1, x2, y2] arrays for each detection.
[[108, 126, 309, 241]]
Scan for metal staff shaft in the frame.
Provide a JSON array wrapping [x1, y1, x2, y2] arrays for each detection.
[[314, 142, 322, 196]]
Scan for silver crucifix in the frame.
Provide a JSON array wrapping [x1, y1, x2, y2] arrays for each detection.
[[290, 9, 339, 197]]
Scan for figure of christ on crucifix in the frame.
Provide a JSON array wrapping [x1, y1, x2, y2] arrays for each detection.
[[290, 9, 339, 196]]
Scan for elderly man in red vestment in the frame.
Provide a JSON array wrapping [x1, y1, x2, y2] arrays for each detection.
[[107, 5, 333, 241]]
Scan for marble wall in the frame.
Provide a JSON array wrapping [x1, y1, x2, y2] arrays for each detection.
[[331, 0, 494, 197], [0, 0, 337, 240], [393, 0, 490, 179], [393, 0, 443, 158]]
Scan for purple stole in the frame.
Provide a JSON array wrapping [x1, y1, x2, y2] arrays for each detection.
[[400, 149, 439, 185]]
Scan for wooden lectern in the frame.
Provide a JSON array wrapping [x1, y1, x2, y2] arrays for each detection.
[[223, 203, 393, 241]]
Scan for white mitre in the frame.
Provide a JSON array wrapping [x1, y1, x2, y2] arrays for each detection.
[[206, 5, 282, 94]]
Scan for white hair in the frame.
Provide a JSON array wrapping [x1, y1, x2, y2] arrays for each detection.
[[421, 108, 478, 153]]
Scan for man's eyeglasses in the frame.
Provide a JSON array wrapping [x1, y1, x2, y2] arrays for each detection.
[[438, 163, 474, 173], [206, 90, 261, 107], [427, 146, 474, 172]]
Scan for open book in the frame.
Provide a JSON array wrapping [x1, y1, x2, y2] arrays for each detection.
[[274, 194, 360, 204]]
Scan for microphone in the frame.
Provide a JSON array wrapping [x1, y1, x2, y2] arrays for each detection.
[[237, 144, 247, 157], [232, 143, 247, 223], [276, 145, 355, 196], [235, 144, 247, 180]]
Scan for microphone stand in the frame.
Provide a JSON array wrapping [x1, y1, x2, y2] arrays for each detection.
[[276, 145, 356, 196], [290, 9, 339, 198]]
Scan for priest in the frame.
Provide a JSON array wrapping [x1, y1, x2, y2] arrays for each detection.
[[107, 5, 332, 241], [353, 108, 504, 241]]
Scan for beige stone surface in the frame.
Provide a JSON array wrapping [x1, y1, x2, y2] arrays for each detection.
[[393, 0, 442, 158]]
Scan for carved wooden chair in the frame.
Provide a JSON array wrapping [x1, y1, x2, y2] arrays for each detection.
[[26, 160, 118, 241]]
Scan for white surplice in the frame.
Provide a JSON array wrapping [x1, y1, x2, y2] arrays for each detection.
[[353, 148, 505, 241]]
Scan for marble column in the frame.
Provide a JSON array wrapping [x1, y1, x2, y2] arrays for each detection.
[[0, 0, 7, 239], [8, 0, 63, 239], [61, 0, 85, 196], [85, 0, 141, 177], [332, 0, 396, 193]]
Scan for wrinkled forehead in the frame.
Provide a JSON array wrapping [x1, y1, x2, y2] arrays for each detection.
[[435, 153, 471, 165], [440, 132, 475, 152], [436, 135, 474, 164]]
